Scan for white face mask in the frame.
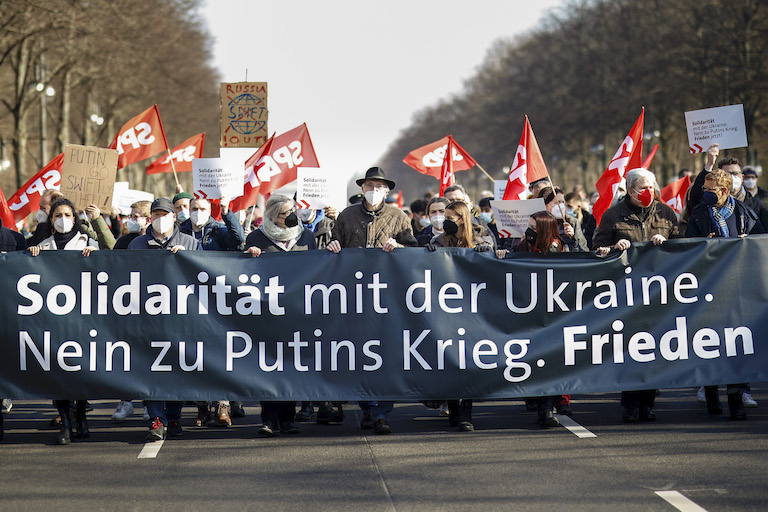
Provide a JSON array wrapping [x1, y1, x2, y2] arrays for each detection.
[[418, 217, 432, 228], [152, 214, 175, 234], [364, 189, 387, 207], [176, 209, 189, 222], [53, 217, 74, 234], [731, 175, 743, 193], [430, 214, 445, 230], [126, 218, 145, 233], [550, 206, 564, 219], [190, 210, 210, 227], [744, 178, 758, 190], [36, 210, 48, 223]]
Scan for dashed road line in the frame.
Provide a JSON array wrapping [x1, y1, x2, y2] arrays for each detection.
[[555, 414, 597, 438], [655, 490, 709, 512]]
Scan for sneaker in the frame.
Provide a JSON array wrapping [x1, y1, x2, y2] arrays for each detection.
[[316, 404, 344, 424], [1, 399, 12, 414], [295, 404, 315, 422], [258, 422, 276, 437], [438, 401, 449, 417], [459, 420, 475, 432], [146, 418, 165, 442], [279, 422, 300, 434], [697, 386, 706, 404], [143, 407, 150, 422], [743, 392, 758, 408], [230, 401, 246, 418], [111, 401, 134, 422], [374, 418, 392, 435], [167, 420, 183, 437], [215, 404, 232, 427], [360, 412, 374, 430], [555, 403, 573, 416]]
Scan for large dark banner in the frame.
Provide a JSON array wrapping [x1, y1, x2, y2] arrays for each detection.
[[1, 237, 766, 400]]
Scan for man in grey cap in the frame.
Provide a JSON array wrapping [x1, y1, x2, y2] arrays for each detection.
[[326, 167, 417, 435], [127, 197, 202, 441]]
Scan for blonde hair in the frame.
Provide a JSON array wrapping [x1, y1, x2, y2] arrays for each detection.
[[706, 169, 732, 190]]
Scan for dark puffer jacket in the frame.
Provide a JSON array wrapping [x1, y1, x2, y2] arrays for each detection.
[[331, 202, 417, 249], [592, 196, 679, 246]]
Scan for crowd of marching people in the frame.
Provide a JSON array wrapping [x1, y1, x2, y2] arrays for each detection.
[[1, 143, 764, 444]]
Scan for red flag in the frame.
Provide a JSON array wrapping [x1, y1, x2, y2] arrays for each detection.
[[396, 190, 404, 209], [592, 109, 645, 225], [642, 143, 659, 169], [109, 105, 169, 169], [503, 116, 550, 200], [403, 135, 477, 179], [7, 153, 63, 223], [229, 123, 319, 212], [439, 136, 457, 196], [0, 184, 18, 231], [146, 133, 205, 175], [660, 175, 691, 215]]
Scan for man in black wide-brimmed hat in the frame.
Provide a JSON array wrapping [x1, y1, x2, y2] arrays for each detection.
[[325, 166, 417, 434]]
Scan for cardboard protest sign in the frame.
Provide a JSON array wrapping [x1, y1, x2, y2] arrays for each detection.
[[193, 158, 244, 200], [490, 198, 546, 238], [112, 182, 154, 215], [60, 145, 119, 211], [220, 82, 268, 148], [685, 104, 748, 153], [296, 167, 346, 210]]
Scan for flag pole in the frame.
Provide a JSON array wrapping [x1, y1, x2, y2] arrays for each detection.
[[545, 175, 568, 220], [474, 163, 496, 184], [166, 149, 180, 187]]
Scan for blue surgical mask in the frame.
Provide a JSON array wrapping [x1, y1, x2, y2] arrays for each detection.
[[479, 212, 493, 224]]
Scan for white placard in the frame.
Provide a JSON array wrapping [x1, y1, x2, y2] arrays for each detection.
[[490, 198, 546, 238], [296, 167, 346, 210], [112, 182, 154, 215], [685, 104, 748, 153], [494, 180, 508, 200], [193, 157, 244, 200]]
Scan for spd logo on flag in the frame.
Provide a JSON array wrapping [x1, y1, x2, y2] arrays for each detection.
[[146, 133, 205, 175], [7, 153, 63, 222], [109, 105, 169, 169]]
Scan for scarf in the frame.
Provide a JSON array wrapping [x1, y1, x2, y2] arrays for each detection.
[[708, 195, 736, 237], [259, 215, 303, 243]]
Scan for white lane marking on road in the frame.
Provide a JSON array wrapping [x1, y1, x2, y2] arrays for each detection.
[[356, 412, 396, 511], [138, 440, 164, 459], [655, 491, 709, 512], [555, 414, 597, 438]]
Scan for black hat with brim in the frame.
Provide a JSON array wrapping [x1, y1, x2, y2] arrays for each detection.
[[355, 166, 396, 190]]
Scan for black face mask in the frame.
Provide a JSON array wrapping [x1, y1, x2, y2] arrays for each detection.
[[443, 219, 459, 235], [525, 227, 537, 245], [284, 212, 299, 228]]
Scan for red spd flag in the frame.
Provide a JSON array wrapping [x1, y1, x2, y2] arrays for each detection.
[[0, 184, 18, 231], [592, 109, 645, 225], [229, 123, 319, 212], [109, 105, 169, 169], [660, 175, 691, 215], [503, 116, 549, 200], [403, 135, 476, 179], [438, 136, 457, 196], [7, 153, 63, 223], [146, 133, 205, 175]]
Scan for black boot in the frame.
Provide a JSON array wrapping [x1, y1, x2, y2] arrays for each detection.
[[705, 386, 722, 415], [74, 400, 90, 439], [728, 390, 746, 420], [55, 400, 73, 445], [458, 399, 474, 432], [537, 397, 559, 428]]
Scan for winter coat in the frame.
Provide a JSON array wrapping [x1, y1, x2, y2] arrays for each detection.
[[331, 202, 417, 249], [592, 196, 679, 247]]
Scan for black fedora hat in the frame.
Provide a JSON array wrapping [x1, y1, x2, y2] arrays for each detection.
[[355, 167, 396, 190]]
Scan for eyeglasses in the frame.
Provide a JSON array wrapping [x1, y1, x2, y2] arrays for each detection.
[[362, 183, 389, 191], [278, 207, 297, 217], [702, 186, 724, 193]]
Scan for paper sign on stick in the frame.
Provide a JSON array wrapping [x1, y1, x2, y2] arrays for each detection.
[[61, 144, 119, 211], [490, 199, 546, 239], [220, 82, 268, 148], [296, 168, 346, 210], [193, 158, 244, 200], [113, 182, 154, 215], [685, 104, 748, 154]]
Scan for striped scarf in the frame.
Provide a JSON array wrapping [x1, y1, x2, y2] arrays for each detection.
[[708, 195, 735, 237]]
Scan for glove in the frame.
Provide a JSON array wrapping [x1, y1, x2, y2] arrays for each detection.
[[427, 243, 437, 252], [474, 242, 492, 252]]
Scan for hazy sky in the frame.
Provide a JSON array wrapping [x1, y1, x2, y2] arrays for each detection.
[[201, 0, 564, 184]]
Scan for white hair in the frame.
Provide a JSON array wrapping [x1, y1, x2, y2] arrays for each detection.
[[625, 168, 657, 191]]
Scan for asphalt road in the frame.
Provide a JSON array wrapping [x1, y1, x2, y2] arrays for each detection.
[[0, 386, 766, 511]]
